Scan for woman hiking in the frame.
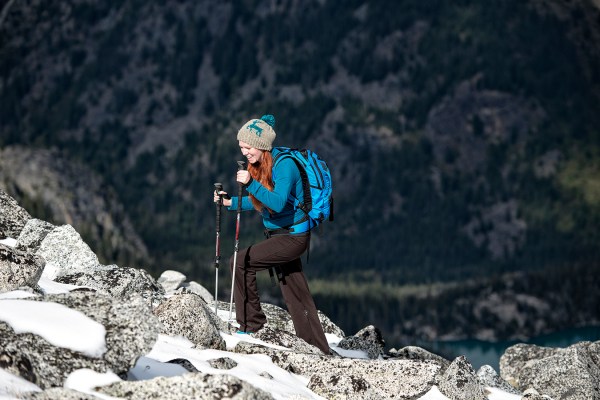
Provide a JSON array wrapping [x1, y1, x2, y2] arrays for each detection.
[[214, 114, 330, 355]]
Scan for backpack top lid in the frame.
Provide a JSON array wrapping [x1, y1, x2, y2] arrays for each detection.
[[273, 147, 333, 225]]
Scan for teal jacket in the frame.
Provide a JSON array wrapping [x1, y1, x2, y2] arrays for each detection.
[[229, 148, 309, 233]]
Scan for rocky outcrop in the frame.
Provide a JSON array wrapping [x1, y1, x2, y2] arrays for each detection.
[[476, 364, 521, 395], [388, 345, 451, 368], [22, 388, 98, 400], [16, 220, 165, 307], [0, 188, 594, 400], [55, 265, 165, 309], [0, 243, 45, 292], [438, 356, 486, 400], [253, 326, 323, 355], [153, 292, 226, 350], [0, 146, 149, 267], [0, 188, 31, 239], [34, 224, 100, 279], [500, 341, 600, 400], [337, 325, 386, 359], [157, 269, 214, 303], [96, 373, 274, 400], [15, 219, 55, 254], [232, 342, 441, 400], [0, 291, 161, 389]]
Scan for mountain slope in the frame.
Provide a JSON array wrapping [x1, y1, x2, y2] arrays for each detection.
[[1, 0, 599, 289]]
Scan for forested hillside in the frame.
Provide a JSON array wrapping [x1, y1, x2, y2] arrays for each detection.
[[1, 0, 599, 339]]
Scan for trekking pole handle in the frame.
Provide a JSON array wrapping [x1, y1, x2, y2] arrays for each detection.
[[214, 182, 223, 233], [214, 182, 224, 204]]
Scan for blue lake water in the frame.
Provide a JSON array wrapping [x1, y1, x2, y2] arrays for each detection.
[[416, 326, 600, 372]]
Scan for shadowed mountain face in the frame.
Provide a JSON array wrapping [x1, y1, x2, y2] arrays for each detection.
[[1, 0, 599, 291]]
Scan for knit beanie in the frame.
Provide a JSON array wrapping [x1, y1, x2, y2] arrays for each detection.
[[237, 114, 277, 151]]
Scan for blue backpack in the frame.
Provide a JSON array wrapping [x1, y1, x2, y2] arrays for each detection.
[[273, 147, 334, 227]]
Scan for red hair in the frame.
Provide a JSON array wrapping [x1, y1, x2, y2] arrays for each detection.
[[248, 151, 274, 212]]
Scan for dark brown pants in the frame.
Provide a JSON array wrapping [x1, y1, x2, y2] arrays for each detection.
[[230, 232, 330, 354]]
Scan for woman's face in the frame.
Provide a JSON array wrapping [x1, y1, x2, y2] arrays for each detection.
[[239, 141, 264, 164]]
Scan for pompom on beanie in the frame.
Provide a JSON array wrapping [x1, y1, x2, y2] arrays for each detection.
[[237, 114, 277, 151]]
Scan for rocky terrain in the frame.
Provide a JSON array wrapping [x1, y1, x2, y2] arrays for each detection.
[[2, 0, 600, 346], [2, 188, 600, 399]]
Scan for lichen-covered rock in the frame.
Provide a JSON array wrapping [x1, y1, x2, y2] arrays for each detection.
[[0, 188, 31, 239], [438, 356, 486, 400], [388, 346, 450, 369], [259, 302, 345, 338], [253, 326, 323, 355], [338, 325, 385, 359], [20, 388, 98, 400], [499, 343, 556, 387], [476, 364, 521, 395], [15, 219, 55, 254], [153, 293, 226, 350], [0, 291, 160, 389], [36, 225, 99, 279], [308, 373, 385, 400], [0, 243, 45, 293], [500, 341, 600, 400], [233, 344, 440, 399], [97, 372, 274, 400], [56, 264, 165, 308], [180, 280, 214, 303], [208, 357, 238, 370]]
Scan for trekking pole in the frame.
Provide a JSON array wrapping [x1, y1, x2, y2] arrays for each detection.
[[228, 160, 246, 323], [213, 182, 224, 315]]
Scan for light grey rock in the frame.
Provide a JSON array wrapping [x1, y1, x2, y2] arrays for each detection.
[[0, 188, 31, 239], [388, 346, 450, 368], [253, 326, 323, 355], [208, 357, 238, 370], [158, 269, 187, 293], [438, 356, 486, 400], [521, 389, 552, 400], [499, 343, 556, 387], [338, 325, 385, 359], [0, 291, 160, 389], [97, 372, 274, 400], [56, 264, 165, 308], [0, 243, 45, 292], [233, 344, 440, 399], [477, 364, 521, 395], [153, 293, 226, 350], [318, 309, 346, 337], [500, 341, 600, 400], [15, 219, 55, 253], [260, 302, 345, 338], [261, 302, 296, 333], [20, 388, 98, 400], [181, 280, 214, 303], [0, 146, 150, 267], [14, 216, 164, 306], [308, 373, 385, 400], [36, 224, 100, 279], [158, 270, 215, 307]]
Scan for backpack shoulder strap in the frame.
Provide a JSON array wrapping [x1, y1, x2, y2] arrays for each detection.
[[272, 148, 312, 215]]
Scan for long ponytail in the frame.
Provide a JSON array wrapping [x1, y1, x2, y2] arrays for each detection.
[[248, 151, 274, 212]]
